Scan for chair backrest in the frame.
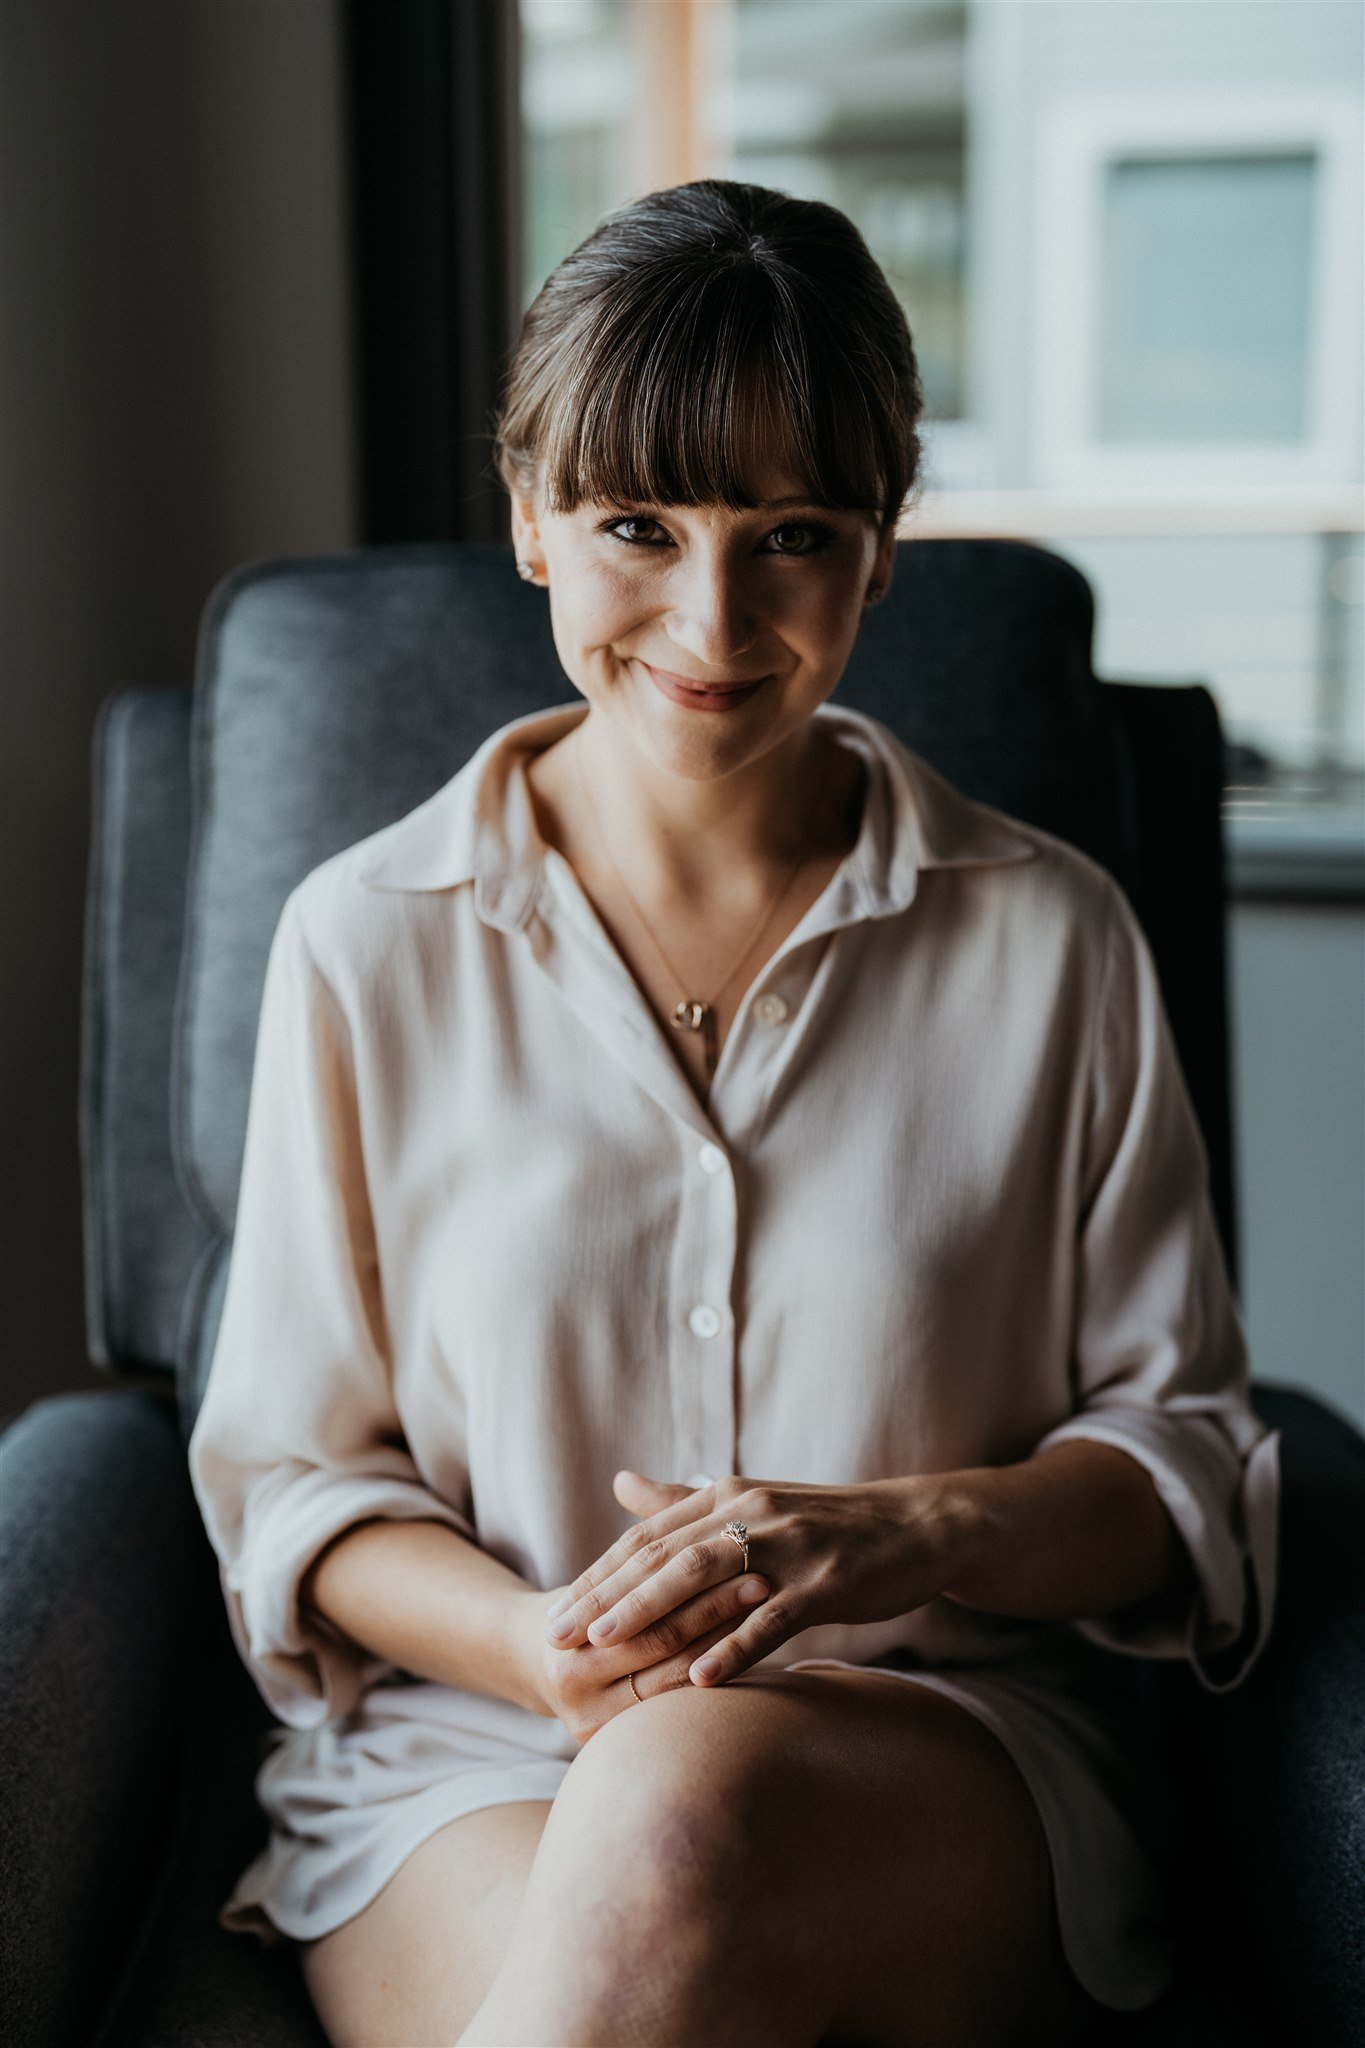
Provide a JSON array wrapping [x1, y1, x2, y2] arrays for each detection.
[[79, 537, 1237, 1438]]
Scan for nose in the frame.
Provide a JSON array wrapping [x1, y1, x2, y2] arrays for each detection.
[[662, 549, 758, 672]]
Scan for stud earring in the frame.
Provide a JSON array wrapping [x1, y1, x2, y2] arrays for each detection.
[[516, 560, 536, 583], [864, 584, 886, 607]]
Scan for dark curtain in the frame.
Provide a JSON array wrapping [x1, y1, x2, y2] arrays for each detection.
[[342, 0, 523, 544]]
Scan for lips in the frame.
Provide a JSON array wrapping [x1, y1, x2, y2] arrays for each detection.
[[646, 664, 764, 693], [640, 662, 770, 711]]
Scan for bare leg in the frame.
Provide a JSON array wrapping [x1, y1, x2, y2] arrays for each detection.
[[456, 1669, 1100, 2048], [299, 1800, 553, 2048]]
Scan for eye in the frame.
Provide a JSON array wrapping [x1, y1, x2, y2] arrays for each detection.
[[597, 514, 837, 556], [768, 521, 836, 556], [601, 515, 670, 547]]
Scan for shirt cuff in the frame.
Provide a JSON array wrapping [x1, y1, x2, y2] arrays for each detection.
[[227, 1467, 478, 1727], [1027, 1410, 1281, 1694]]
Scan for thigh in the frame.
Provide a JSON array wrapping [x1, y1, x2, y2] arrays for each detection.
[[547, 1665, 1103, 2048], [298, 1797, 553, 2048], [794, 1668, 1104, 2048]]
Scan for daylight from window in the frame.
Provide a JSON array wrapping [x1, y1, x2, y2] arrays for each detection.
[[519, 0, 1364, 820]]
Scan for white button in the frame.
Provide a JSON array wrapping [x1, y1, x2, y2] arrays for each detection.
[[697, 1142, 726, 1175], [688, 1303, 722, 1339], [754, 993, 789, 1025]]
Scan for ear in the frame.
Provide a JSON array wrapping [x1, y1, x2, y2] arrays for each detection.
[[511, 486, 548, 584], [870, 518, 898, 601]]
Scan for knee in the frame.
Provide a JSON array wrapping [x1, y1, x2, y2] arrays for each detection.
[[548, 1690, 794, 1917]]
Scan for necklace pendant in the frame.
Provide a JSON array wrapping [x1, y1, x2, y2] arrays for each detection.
[[671, 998, 719, 1081]]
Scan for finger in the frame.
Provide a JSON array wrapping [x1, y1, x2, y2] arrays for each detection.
[[584, 1530, 757, 1648], [556, 1528, 741, 1648], [613, 1570, 769, 1671], [623, 1619, 732, 1707], [545, 1488, 719, 1635], [612, 1470, 695, 1513], [686, 1592, 794, 1688], [623, 1584, 769, 1703]]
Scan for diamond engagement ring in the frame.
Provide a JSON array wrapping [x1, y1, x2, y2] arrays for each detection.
[[722, 1519, 750, 1571]]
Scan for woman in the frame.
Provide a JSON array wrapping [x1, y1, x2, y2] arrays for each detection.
[[188, 180, 1280, 2047]]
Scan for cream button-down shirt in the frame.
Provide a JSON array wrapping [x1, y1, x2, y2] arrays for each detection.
[[188, 699, 1280, 1738]]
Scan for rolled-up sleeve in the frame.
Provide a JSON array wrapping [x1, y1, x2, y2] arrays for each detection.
[[187, 884, 477, 1728], [1028, 875, 1280, 1694]]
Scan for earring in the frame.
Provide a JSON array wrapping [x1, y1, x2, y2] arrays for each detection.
[[516, 560, 536, 583], [864, 584, 885, 607]]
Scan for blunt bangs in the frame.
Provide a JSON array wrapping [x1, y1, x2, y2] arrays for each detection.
[[492, 180, 924, 533], [539, 271, 893, 522]]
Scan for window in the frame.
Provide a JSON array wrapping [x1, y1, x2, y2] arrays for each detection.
[[519, 0, 969, 428], [517, 3, 1364, 792], [1098, 151, 1317, 446], [1031, 91, 1362, 491]]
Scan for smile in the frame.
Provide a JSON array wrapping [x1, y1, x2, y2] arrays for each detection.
[[640, 662, 770, 712]]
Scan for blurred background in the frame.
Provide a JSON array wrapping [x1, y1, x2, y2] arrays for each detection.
[[2, 0, 1361, 1429]]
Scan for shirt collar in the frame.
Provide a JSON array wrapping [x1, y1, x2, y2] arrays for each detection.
[[355, 699, 1037, 931]]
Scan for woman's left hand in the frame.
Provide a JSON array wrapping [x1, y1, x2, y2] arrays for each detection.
[[543, 1468, 962, 1688]]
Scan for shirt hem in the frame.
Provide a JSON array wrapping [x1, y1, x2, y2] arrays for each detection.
[[784, 1654, 1177, 2017], [218, 1757, 575, 1946]]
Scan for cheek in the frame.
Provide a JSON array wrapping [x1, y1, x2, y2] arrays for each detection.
[[561, 556, 653, 634], [547, 575, 643, 671], [784, 578, 865, 657]]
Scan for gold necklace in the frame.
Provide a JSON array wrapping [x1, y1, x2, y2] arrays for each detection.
[[580, 774, 807, 1080]]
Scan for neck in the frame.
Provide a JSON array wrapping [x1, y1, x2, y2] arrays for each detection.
[[540, 708, 858, 909]]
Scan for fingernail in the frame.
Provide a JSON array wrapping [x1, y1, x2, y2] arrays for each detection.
[[588, 1613, 617, 1641], [739, 1579, 767, 1605], [691, 1657, 721, 1684], [545, 1592, 571, 1620], [548, 1611, 575, 1639]]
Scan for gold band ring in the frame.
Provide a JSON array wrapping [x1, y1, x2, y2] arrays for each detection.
[[628, 1670, 644, 1705]]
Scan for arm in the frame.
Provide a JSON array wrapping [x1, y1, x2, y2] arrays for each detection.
[[967, 876, 1279, 1691], [928, 1437, 1198, 1628], [188, 885, 503, 1727], [299, 1515, 550, 1716]]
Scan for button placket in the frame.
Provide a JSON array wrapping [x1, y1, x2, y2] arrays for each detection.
[[667, 1121, 741, 1480]]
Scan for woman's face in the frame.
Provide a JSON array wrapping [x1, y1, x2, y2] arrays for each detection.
[[510, 461, 897, 786]]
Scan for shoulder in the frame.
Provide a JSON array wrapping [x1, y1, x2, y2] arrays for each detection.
[[981, 804, 1126, 943], [279, 827, 473, 1016], [898, 735, 1126, 956]]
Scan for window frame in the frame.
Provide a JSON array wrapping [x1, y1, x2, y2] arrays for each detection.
[[1030, 89, 1363, 492]]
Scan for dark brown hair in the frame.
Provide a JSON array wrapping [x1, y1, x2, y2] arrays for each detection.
[[491, 180, 925, 534]]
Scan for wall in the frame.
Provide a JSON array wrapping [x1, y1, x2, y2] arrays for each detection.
[[1230, 902, 1365, 1430], [0, 0, 357, 1422]]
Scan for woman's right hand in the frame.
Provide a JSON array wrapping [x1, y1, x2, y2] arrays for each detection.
[[515, 1575, 770, 1745]]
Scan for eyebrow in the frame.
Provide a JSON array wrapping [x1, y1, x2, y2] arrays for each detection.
[[610, 494, 836, 513], [750, 496, 851, 513]]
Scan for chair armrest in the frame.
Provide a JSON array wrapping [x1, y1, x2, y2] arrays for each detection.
[[1158, 1383, 1365, 2048], [0, 1387, 215, 2048]]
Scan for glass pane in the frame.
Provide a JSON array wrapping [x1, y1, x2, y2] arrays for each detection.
[[728, 0, 968, 421], [519, 1, 968, 418], [519, 0, 632, 314], [1097, 151, 1318, 444]]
